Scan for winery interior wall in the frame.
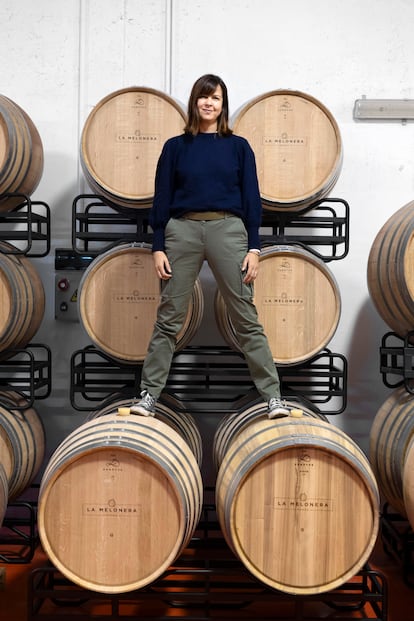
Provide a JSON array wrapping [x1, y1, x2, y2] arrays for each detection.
[[1, 0, 414, 479]]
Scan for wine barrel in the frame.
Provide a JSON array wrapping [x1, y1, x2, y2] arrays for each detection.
[[0, 242, 45, 352], [0, 95, 44, 212], [80, 87, 186, 209], [0, 462, 8, 527], [87, 393, 202, 467], [232, 90, 342, 212], [216, 416, 379, 595], [0, 242, 45, 355], [38, 413, 203, 593], [369, 385, 414, 519], [78, 244, 203, 363], [0, 390, 45, 500], [214, 244, 341, 365], [367, 200, 414, 338]]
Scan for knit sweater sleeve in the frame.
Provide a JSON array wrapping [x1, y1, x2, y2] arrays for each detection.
[[238, 137, 262, 251], [149, 138, 177, 251]]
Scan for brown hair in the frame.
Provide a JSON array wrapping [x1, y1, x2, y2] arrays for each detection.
[[184, 74, 232, 136]]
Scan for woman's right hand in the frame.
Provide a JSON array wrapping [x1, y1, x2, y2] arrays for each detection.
[[153, 251, 172, 280]]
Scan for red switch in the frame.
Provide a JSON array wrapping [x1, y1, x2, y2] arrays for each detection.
[[57, 277, 70, 291]]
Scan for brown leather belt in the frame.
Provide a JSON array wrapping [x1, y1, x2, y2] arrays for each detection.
[[181, 211, 229, 221]]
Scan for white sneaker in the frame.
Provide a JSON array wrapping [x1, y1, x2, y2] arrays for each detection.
[[130, 391, 157, 416], [268, 397, 289, 419]]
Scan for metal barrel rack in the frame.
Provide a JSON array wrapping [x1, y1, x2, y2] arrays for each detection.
[[378, 330, 414, 586], [28, 498, 387, 621], [0, 194, 51, 563]]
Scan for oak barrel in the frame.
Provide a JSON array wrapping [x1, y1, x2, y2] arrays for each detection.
[[215, 416, 379, 595], [232, 90, 342, 211], [80, 87, 186, 209], [0, 95, 44, 212], [367, 200, 414, 338], [369, 385, 414, 519], [88, 393, 202, 467], [38, 413, 203, 593], [0, 390, 45, 500], [78, 244, 204, 363], [0, 463, 8, 527], [214, 244, 341, 365], [0, 242, 45, 354]]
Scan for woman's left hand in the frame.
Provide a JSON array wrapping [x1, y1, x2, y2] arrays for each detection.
[[242, 251, 260, 284]]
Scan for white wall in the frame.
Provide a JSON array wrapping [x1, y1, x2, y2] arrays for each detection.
[[2, 0, 414, 475]]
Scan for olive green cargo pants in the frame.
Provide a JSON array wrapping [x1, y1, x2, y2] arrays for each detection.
[[140, 214, 281, 401]]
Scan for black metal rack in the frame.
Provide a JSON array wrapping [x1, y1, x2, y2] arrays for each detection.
[[71, 193, 152, 256], [377, 332, 414, 587], [380, 503, 414, 588], [0, 485, 39, 564], [69, 345, 347, 415], [28, 563, 387, 621], [0, 195, 52, 404], [27, 499, 386, 621], [67, 191, 350, 414], [0, 194, 51, 257], [0, 344, 52, 407], [166, 346, 347, 413], [0, 347, 48, 562], [0, 195, 51, 570], [380, 330, 414, 392], [369, 318, 414, 606], [261, 197, 349, 262], [67, 192, 349, 414], [71, 194, 349, 262]]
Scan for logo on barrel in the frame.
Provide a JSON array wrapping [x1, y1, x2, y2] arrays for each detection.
[[111, 291, 158, 302], [273, 494, 332, 511], [262, 292, 304, 305], [83, 498, 141, 516], [117, 130, 160, 143], [263, 132, 306, 146]]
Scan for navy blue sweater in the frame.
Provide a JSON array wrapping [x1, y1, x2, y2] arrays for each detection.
[[149, 132, 262, 251]]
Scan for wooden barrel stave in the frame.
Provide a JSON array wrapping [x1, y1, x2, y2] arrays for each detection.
[[87, 393, 203, 467], [213, 399, 328, 471]]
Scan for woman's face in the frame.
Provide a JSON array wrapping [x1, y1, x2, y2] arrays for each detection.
[[197, 85, 223, 131]]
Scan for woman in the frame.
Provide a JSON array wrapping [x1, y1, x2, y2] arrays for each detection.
[[131, 74, 289, 418]]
